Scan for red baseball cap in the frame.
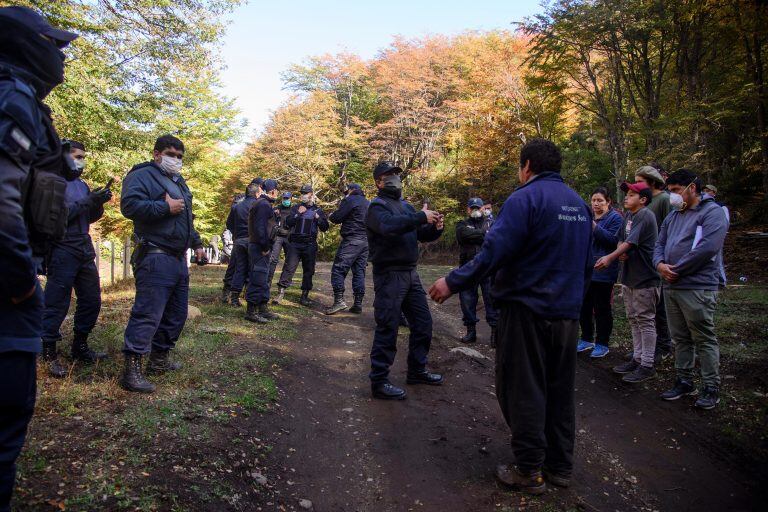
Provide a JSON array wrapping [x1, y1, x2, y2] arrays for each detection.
[[620, 181, 650, 194]]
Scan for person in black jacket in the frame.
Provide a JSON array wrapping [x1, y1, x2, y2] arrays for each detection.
[[366, 162, 444, 400], [455, 197, 498, 345], [267, 191, 294, 288], [221, 190, 249, 303], [244, 179, 280, 323], [0, 7, 78, 509], [119, 135, 206, 394], [326, 183, 370, 315], [41, 140, 111, 377], [224, 180, 259, 306], [274, 184, 329, 306]]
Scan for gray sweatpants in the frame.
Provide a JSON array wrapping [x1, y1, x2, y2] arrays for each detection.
[[623, 285, 659, 367]]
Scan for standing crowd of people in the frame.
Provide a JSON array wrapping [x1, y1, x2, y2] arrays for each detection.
[[0, 6, 732, 509]]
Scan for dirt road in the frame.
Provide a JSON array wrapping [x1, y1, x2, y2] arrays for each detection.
[[241, 264, 761, 511]]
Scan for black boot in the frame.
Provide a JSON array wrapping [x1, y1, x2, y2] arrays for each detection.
[[272, 286, 286, 305], [349, 293, 364, 314], [461, 324, 477, 344], [220, 285, 231, 304], [244, 302, 269, 324], [42, 342, 67, 378], [71, 331, 108, 363], [120, 353, 156, 393], [325, 291, 348, 315], [490, 326, 498, 348], [259, 302, 278, 321], [146, 350, 182, 374], [229, 290, 242, 307], [299, 290, 313, 307]]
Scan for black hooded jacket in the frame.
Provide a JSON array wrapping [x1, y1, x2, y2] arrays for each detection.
[[329, 189, 369, 241]]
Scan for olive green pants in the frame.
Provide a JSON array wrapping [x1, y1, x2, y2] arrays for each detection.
[[664, 288, 720, 388]]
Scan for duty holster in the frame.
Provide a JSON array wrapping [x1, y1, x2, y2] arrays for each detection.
[[130, 237, 148, 274]]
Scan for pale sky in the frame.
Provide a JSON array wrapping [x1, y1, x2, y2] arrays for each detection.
[[219, 0, 542, 141]]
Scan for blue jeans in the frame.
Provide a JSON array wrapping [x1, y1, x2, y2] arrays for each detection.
[[330, 239, 368, 295], [123, 253, 189, 354], [278, 240, 318, 291], [369, 270, 432, 384], [42, 246, 101, 343], [229, 241, 250, 293]]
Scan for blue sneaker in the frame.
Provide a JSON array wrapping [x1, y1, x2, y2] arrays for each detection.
[[590, 344, 609, 358], [577, 340, 595, 353]]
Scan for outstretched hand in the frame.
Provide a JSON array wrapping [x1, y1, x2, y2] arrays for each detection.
[[428, 277, 452, 304]]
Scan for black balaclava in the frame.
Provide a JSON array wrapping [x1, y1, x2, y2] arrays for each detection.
[[0, 15, 66, 99]]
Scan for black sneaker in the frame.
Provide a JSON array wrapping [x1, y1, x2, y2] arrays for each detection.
[[406, 371, 444, 386], [660, 377, 698, 401], [613, 360, 639, 374], [694, 386, 720, 410], [622, 365, 656, 383], [372, 382, 407, 400], [542, 468, 571, 488]]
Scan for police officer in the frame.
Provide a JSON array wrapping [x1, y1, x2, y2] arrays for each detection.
[[455, 197, 498, 345], [0, 6, 78, 509], [120, 134, 207, 394], [267, 191, 293, 288], [366, 162, 444, 400], [41, 140, 111, 377], [224, 180, 259, 306], [220, 192, 244, 303], [326, 183, 370, 315], [274, 184, 329, 306], [429, 139, 593, 493], [245, 179, 280, 323]]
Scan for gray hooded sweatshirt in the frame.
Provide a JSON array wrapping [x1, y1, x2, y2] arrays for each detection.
[[653, 196, 728, 290]]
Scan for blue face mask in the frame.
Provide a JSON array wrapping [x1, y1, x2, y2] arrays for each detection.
[[282, 200, 291, 207]]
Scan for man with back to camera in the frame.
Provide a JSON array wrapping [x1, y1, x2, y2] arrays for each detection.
[[41, 140, 111, 377], [244, 179, 280, 324], [0, 6, 79, 509], [455, 197, 498, 346], [366, 162, 445, 400], [326, 183, 370, 315], [220, 192, 244, 302], [225, 179, 260, 307], [429, 139, 593, 494], [120, 134, 207, 394]]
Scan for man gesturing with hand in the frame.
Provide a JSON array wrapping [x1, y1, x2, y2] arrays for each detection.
[[429, 139, 593, 495], [366, 162, 444, 400]]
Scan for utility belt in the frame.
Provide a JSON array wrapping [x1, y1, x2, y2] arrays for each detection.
[[131, 239, 185, 272], [146, 247, 186, 259]]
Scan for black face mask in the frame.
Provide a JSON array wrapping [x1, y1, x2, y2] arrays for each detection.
[[0, 16, 66, 99]]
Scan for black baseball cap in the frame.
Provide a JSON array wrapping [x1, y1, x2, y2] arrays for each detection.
[[0, 6, 78, 47], [373, 161, 402, 180], [346, 183, 361, 191], [261, 179, 277, 193], [281, 191, 292, 199], [467, 197, 483, 209], [300, 184, 313, 194]]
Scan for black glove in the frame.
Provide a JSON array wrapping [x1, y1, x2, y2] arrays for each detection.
[[90, 187, 112, 205]]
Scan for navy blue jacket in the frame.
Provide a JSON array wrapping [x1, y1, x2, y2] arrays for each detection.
[[54, 178, 104, 256], [456, 216, 493, 265], [226, 195, 257, 241], [590, 209, 623, 283], [365, 191, 443, 273], [120, 162, 203, 254], [285, 203, 329, 243], [329, 190, 369, 241], [445, 173, 593, 320], [248, 195, 278, 253]]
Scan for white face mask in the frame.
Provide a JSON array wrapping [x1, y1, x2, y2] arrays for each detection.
[[300, 193, 313, 204], [160, 155, 183, 175], [669, 184, 693, 211], [483, 209, 491, 217], [74, 159, 85, 171], [470, 210, 483, 219]]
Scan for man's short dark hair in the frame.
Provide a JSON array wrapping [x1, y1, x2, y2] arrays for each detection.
[[519, 138, 562, 175], [246, 183, 259, 197], [638, 188, 653, 205], [154, 134, 184, 153], [68, 140, 85, 151], [666, 168, 702, 193]]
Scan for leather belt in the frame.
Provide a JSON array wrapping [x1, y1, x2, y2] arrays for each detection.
[[146, 247, 185, 259]]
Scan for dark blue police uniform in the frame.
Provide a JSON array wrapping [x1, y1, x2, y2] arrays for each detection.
[[455, 215, 498, 329], [227, 194, 256, 296], [0, 6, 79, 508], [41, 178, 104, 349], [329, 187, 369, 299], [268, 202, 293, 287], [366, 190, 442, 385], [277, 203, 329, 292], [246, 194, 278, 305], [120, 161, 203, 355]]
